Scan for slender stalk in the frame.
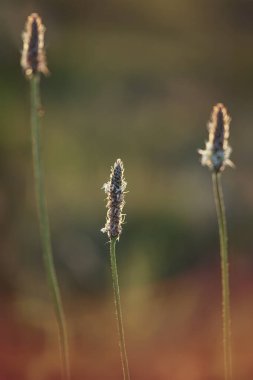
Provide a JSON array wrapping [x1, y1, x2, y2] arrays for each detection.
[[30, 74, 70, 380], [212, 172, 232, 380], [110, 238, 130, 380]]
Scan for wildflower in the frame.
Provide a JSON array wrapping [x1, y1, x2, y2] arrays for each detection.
[[21, 13, 49, 78], [101, 159, 127, 240], [198, 103, 234, 172]]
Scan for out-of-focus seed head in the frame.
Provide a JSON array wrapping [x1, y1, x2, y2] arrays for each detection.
[[21, 13, 49, 78], [198, 103, 234, 173], [101, 159, 127, 241]]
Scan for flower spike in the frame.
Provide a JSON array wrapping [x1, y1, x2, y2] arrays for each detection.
[[21, 13, 49, 78], [198, 103, 234, 173], [101, 159, 127, 240]]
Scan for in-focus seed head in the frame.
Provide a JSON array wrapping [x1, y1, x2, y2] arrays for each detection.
[[21, 13, 49, 78], [101, 159, 127, 241], [198, 103, 234, 173]]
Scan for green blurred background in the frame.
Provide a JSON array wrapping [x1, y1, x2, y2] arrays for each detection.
[[0, 0, 253, 379]]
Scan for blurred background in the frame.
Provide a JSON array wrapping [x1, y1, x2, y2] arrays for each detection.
[[0, 0, 253, 379]]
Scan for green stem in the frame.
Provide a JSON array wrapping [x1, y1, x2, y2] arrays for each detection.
[[30, 75, 70, 380], [110, 238, 130, 380], [212, 172, 232, 380]]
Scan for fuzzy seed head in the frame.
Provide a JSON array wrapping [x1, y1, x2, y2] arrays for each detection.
[[198, 103, 234, 172], [21, 13, 49, 78], [101, 159, 127, 240]]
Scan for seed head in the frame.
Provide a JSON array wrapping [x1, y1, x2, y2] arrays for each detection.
[[101, 159, 127, 241], [198, 103, 234, 172], [21, 13, 49, 78]]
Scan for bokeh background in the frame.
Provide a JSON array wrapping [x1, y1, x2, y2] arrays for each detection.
[[1, 0, 253, 379]]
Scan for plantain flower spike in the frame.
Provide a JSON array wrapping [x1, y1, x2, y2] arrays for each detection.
[[101, 159, 127, 241], [198, 103, 234, 173], [21, 13, 49, 78]]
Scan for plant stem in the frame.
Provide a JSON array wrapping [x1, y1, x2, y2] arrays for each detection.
[[30, 74, 70, 380], [110, 238, 130, 380], [212, 172, 232, 380]]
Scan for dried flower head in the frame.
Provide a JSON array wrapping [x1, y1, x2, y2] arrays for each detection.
[[21, 13, 49, 78], [101, 159, 127, 240], [198, 103, 234, 173]]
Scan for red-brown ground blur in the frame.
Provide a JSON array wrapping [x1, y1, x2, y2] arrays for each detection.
[[0, 257, 252, 380]]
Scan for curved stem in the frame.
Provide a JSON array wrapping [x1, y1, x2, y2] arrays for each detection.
[[212, 172, 232, 380], [30, 75, 70, 380], [110, 238, 130, 380]]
